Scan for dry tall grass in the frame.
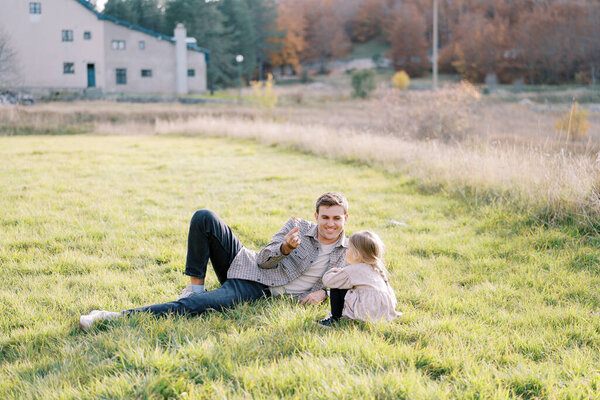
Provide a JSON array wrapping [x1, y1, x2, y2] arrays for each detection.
[[150, 114, 600, 230], [2, 84, 599, 231]]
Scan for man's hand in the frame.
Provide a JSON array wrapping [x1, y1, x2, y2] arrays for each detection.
[[281, 218, 301, 255], [300, 289, 327, 305]]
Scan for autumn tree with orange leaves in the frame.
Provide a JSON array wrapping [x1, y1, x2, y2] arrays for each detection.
[[265, 0, 599, 83], [269, 0, 306, 74], [387, 2, 429, 77], [301, 0, 351, 73], [351, 0, 387, 42]]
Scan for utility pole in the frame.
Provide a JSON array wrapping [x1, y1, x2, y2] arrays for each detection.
[[433, 0, 439, 91], [236, 54, 244, 103]]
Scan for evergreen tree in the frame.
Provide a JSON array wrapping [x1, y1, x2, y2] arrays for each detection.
[[164, 0, 237, 87], [103, 0, 131, 21], [130, 0, 164, 34], [246, 0, 282, 80], [103, 0, 165, 34], [218, 0, 258, 82]]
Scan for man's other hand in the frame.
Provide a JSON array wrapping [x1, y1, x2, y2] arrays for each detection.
[[300, 289, 327, 305]]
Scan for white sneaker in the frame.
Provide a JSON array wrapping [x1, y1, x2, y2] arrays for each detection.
[[177, 285, 205, 300], [79, 310, 122, 331]]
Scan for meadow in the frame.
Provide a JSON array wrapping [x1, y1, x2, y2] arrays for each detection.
[[2, 81, 599, 234], [2, 133, 600, 399]]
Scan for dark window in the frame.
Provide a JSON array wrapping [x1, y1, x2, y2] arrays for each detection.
[[111, 40, 126, 50], [29, 2, 41, 14], [141, 69, 152, 78], [116, 68, 127, 85], [84, 31, 91, 40], [139, 41, 145, 50], [187, 69, 195, 77], [63, 63, 75, 74], [62, 30, 73, 42]]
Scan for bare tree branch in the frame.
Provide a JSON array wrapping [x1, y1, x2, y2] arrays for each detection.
[[0, 28, 20, 88]]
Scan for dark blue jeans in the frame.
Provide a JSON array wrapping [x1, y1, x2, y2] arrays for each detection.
[[125, 209, 269, 317], [125, 278, 268, 316], [185, 209, 242, 284]]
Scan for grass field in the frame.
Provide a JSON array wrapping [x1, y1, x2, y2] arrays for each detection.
[[2, 134, 600, 399]]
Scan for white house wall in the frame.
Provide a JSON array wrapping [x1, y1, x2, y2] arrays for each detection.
[[0, 0, 207, 94], [0, 0, 105, 90], [187, 50, 207, 94], [103, 22, 177, 94]]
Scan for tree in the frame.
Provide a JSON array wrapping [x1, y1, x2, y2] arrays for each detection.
[[103, 0, 165, 34], [102, 0, 130, 22], [434, 0, 599, 84], [268, 0, 306, 74], [351, 69, 376, 98], [351, 0, 386, 42], [219, 0, 258, 82], [387, 3, 429, 77], [584, 4, 600, 85], [453, 14, 514, 82], [0, 28, 19, 88], [165, 0, 237, 87], [246, 0, 282, 80], [302, 0, 351, 74]]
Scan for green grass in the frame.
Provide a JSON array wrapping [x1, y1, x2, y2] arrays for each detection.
[[2, 135, 600, 399]]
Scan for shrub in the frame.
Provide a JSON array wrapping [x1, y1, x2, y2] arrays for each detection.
[[414, 82, 481, 141], [375, 81, 481, 141], [351, 69, 376, 98], [391, 71, 410, 90], [300, 70, 310, 84], [556, 101, 589, 140], [251, 73, 278, 112]]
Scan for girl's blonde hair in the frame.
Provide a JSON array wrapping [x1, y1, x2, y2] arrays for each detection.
[[348, 231, 389, 283]]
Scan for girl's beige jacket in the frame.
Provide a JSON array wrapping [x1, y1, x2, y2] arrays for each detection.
[[322, 263, 401, 322]]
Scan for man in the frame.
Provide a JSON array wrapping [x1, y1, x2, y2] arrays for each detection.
[[80, 192, 349, 330]]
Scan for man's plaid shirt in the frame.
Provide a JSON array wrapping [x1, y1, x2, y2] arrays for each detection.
[[227, 217, 348, 297]]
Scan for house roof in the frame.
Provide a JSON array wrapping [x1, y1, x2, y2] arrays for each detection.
[[74, 0, 210, 63]]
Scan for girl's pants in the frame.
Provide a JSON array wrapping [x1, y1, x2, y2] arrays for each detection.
[[330, 288, 348, 319]]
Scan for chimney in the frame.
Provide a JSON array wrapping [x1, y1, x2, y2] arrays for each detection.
[[174, 23, 187, 95]]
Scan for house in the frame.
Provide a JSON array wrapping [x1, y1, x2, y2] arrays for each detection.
[[0, 0, 208, 94]]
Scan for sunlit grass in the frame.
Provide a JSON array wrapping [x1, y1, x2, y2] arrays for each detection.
[[1, 135, 600, 398]]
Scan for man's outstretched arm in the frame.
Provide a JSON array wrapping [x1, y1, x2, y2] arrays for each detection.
[[256, 218, 300, 269]]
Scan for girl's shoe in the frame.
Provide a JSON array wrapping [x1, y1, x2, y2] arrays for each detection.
[[317, 316, 340, 328], [79, 310, 122, 331]]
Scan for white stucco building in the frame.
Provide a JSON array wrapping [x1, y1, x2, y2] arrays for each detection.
[[0, 0, 208, 94]]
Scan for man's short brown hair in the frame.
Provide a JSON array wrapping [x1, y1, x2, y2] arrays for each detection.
[[315, 192, 348, 214]]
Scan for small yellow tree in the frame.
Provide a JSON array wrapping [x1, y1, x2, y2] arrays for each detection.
[[250, 73, 278, 112], [556, 102, 589, 140], [391, 70, 410, 90]]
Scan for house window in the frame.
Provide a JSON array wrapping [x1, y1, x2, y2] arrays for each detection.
[[29, 2, 41, 14], [63, 62, 75, 74], [141, 69, 152, 78], [62, 30, 73, 42], [139, 41, 145, 50], [187, 69, 195, 77], [111, 40, 126, 50], [116, 68, 127, 85], [83, 31, 91, 40]]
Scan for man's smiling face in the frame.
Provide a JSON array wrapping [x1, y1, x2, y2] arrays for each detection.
[[314, 205, 348, 244]]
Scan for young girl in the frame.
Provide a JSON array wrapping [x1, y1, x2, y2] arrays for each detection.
[[319, 231, 401, 326]]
